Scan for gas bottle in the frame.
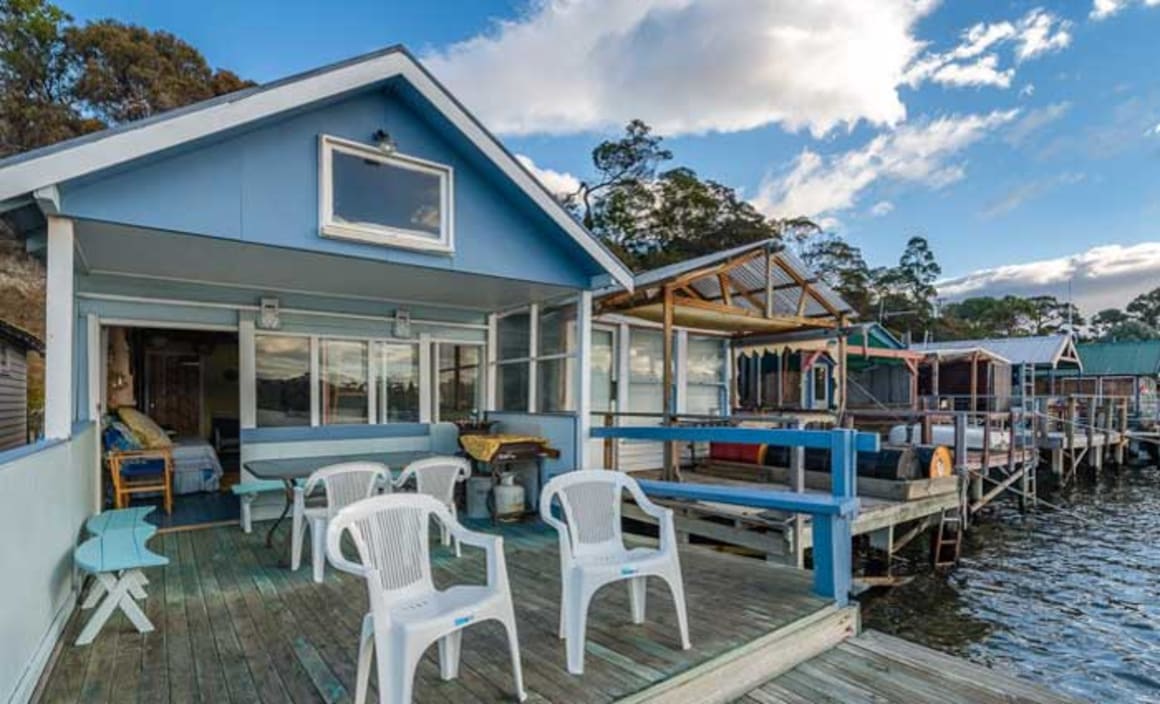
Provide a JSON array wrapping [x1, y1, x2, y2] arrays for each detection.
[[493, 472, 526, 516]]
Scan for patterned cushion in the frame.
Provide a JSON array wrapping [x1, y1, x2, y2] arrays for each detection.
[[117, 407, 173, 449], [102, 420, 141, 452]]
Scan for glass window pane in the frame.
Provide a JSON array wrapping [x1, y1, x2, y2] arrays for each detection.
[[498, 312, 531, 360], [538, 305, 576, 357], [331, 150, 443, 237], [380, 343, 419, 423], [687, 386, 723, 415], [438, 344, 481, 421], [255, 335, 310, 427], [496, 362, 529, 411], [628, 329, 666, 412], [591, 328, 614, 413], [688, 337, 724, 384], [814, 366, 828, 403], [320, 339, 368, 425], [537, 357, 574, 412]]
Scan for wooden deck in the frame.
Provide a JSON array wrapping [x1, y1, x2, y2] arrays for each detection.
[[740, 630, 1081, 704], [628, 469, 960, 563], [35, 520, 842, 704]]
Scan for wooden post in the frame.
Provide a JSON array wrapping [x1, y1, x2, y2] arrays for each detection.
[[837, 315, 849, 417], [790, 420, 806, 569], [662, 285, 677, 481], [1117, 399, 1128, 465], [45, 216, 75, 440], [603, 413, 615, 469], [969, 352, 979, 413]]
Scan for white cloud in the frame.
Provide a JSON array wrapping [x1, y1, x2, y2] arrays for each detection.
[[424, 0, 934, 137], [938, 242, 1160, 314], [1150, 122, 1160, 135], [870, 201, 895, 216], [1004, 101, 1071, 145], [515, 155, 581, 197], [979, 172, 1084, 219], [905, 8, 1070, 89], [754, 109, 1018, 220], [1091, 0, 1160, 20], [1014, 9, 1072, 62]]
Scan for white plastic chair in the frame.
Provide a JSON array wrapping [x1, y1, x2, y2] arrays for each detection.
[[327, 494, 527, 704], [393, 456, 471, 557], [540, 469, 691, 675], [291, 461, 389, 583]]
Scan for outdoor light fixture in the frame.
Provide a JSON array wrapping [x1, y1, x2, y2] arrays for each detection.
[[258, 297, 281, 330], [372, 128, 397, 153], [393, 309, 411, 338]]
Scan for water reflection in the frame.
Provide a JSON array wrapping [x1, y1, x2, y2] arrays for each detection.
[[862, 466, 1160, 703]]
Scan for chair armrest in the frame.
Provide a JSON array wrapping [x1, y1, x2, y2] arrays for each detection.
[[107, 447, 173, 460], [447, 524, 506, 587], [324, 518, 367, 578]]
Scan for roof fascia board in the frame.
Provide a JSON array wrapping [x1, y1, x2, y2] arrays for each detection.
[[0, 50, 634, 290]]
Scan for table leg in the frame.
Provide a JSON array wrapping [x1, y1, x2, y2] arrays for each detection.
[[264, 479, 294, 549], [76, 569, 155, 645]]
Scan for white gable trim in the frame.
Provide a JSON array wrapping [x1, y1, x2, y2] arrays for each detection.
[[0, 49, 634, 290]]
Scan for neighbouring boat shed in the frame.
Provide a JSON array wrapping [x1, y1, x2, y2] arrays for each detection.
[[737, 322, 924, 414], [1064, 340, 1160, 427], [911, 333, 1081, 408], [0, 319, 43, 450]]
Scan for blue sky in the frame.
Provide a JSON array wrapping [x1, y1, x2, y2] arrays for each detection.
[[59, 0, 1160, 314]]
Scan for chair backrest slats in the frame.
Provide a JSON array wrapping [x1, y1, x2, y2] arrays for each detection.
[[306, 462, 389, 520], [400, 456, 470, 507], [544, 470, 628, 556]]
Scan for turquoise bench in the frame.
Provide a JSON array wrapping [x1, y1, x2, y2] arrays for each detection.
[[231, 479, 289, 533], [74, 507, 168, 645]]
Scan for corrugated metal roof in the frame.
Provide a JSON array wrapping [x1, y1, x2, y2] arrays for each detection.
[[911, 334, 1076, 368], [1076, 340, 1160, 376], [629, 239, 852, 319]]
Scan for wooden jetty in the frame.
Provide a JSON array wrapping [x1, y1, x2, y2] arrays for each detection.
[[742, 630, 1082, 704]]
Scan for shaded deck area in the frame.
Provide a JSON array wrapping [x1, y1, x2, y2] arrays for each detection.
[[36, 521, 833, 703], [741, 630, 1081, 704]]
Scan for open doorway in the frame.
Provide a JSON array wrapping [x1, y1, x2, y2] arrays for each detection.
[[103, 325, 240, 528]]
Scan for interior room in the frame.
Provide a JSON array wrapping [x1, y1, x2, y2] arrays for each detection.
[[102, 325, 240, 527]]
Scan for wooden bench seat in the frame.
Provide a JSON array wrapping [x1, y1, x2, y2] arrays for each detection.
[[73, 507, 169, 645]]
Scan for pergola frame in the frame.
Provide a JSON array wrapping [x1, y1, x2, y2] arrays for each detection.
[[596, 241, 851, 480]]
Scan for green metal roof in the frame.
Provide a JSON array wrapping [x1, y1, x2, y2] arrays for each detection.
[[1076, 340, 1160, 376]]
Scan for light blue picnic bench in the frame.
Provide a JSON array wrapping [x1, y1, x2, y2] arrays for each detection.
[[74, 506, 168, 645]]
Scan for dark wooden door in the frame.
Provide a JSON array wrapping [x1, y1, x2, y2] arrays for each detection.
[[145, 351, 202, 436]]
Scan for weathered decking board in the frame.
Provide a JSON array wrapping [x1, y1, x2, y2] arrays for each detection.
[[738, 630, 1081, 704], [35, 521, 830, 704]]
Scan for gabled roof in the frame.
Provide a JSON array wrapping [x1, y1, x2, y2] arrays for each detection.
[[0, 319, 43, 353], [1076, 340, 1160, 376], [0, 46, 633, 290], [911, 333, 1080, 369], [597, 239, 852, 335]]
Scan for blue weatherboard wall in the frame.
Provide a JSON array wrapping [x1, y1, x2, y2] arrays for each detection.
[[57, 80, 595, 289]]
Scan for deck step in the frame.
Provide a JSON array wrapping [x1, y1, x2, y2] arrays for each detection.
[[743, 629, 1083, 704], [616, 603, 858, 704]]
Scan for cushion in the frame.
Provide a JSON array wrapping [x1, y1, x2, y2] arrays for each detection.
[[102, 420, 141, 452], [117, 407, 173, 449]]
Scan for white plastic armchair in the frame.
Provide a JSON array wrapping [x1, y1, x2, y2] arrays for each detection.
[[540, 469, 690, 674], [392, 456, 471, 556], [291, 461, 389, 583], [326, 494, 527, 704]]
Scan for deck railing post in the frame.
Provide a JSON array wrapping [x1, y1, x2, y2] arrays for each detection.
[[815, 428, 856, 606]]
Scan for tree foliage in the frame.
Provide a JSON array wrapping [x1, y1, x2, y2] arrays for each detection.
[[0, 0, 254, 158], [574, 120, 818, 271]]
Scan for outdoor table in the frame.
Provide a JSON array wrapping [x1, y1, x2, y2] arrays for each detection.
[[243, 451, 435, 553]]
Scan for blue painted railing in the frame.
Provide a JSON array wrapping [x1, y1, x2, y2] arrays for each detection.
[[591, 425, 880, 606]]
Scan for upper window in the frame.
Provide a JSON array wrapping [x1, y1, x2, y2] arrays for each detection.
[[319, 135, 453, 253]]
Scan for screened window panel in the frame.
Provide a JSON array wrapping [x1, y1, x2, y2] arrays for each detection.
[[538, 305, 576, 357], [537, 357, 574, 412], [255, 335, 311, 427], [379, 343, 420, 423], [438, 344, 481, 421], [320, 339, 368, 425], [498, 313, 531, 361], [496, 362, 529, 412]]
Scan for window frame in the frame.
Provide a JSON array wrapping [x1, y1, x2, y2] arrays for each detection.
[[318, 134, 455, 254], [490, 301, 579, 413]]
